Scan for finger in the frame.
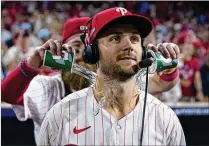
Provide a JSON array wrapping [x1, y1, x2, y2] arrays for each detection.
[[157, 43, 170, 58], [147, 43, 158, 52], [42, 39, 56, 55], [54, 40, 62, 56], [62, 44, 73, 53], [172, 44, 180, 59], [165, 43, 177, 59], [35, 46, 46, 60]]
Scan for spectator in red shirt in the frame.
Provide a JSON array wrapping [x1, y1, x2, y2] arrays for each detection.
[[200, 53, 209, 101], [179, 42, 204, 101]]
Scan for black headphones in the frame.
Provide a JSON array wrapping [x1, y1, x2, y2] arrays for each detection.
[[80, 18, 99, 64], [81, 18, 149, 65]]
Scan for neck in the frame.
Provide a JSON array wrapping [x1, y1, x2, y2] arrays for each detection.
[[93, 70, 140, 119]]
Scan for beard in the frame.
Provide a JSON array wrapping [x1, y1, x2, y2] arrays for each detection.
[[100, 59, 136, 82]]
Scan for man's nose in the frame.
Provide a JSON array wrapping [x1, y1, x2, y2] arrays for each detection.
[[122, 36, 133, 52]]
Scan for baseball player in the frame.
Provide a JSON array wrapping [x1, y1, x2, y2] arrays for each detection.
[[2, 14, 180, 145], [38, 7, 185, 145], [2, 17, 96, 143]]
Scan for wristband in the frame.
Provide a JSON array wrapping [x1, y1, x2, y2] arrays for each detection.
[[160, 68, 179, 82], [162, 67, 177, 75], [19, 59, 39, 78], [20, 61, 28, 77]]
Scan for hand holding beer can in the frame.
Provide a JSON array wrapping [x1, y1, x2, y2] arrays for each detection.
[[148, 50, 178, 74], [43, 50, 96, 83], [43, 50, 75, 71]]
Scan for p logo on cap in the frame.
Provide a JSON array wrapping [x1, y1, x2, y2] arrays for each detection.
[[116, 7, 128, 16]]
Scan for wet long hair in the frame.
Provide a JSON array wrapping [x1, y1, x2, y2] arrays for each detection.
[[61, 61, 97, 96]]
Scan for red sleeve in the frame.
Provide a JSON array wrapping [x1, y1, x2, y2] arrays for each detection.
[[1, 60, 39, 105]]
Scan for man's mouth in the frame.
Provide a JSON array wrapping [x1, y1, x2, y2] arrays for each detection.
[[119, 56, 136, 61]]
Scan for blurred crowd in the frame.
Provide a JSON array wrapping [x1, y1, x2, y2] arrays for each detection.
[[1, 1, 209, 103]]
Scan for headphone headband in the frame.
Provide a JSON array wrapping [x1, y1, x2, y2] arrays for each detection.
[[82, 17, 93, 44]]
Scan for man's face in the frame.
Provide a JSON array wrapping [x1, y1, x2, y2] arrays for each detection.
[[97, 24, 142, 81], [65, 33, 85, 64], [182, 43, 194, 57], [62, 33, 96, 92]]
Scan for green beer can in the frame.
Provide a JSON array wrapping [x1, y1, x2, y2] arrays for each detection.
[[43, 50, 75, 71], [148, 50, 178, 74]]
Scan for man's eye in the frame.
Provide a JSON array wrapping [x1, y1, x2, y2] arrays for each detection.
[[131, 36, 140, 43], [75, 49, 80, 54], [110, 36, 120, 43], [74, 44, 81, 48]]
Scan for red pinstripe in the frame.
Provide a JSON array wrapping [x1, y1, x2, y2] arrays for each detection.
[[138, 99, 142, 144], [109, 113, 112, 128], [93, 99, 95, 146], [85, 95, 88, 146], [132, 110, 135, 146], [174, 122, 178, 144], [115, 126, 117, 145], [68, 101, 71, 143], [155, 105, 156, 146], [166, 112, 172, 134], [77, 99, 79, 144], [148, 103, 149, 145], [162, 107, 164, 145], [101, 109, 104, 146], [124, 116, 127, 146], [53, 109, 59, 129], [60, 104, 63, 120]]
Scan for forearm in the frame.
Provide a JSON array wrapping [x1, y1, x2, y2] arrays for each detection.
[[194, 71, 203, 92], [1, 60, 39, 105], [148, 68, 179, 96], [143, 29, 156, 47], [194, 71, 205, 101]]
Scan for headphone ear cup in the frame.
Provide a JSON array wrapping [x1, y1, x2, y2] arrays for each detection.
[[82, 44, 99, 64]]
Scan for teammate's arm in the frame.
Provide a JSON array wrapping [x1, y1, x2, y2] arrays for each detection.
[[147, 43, 180, 96], [148, 70, 179, 96], [1, 60, 38, 105], [1, 40, 71, 105]]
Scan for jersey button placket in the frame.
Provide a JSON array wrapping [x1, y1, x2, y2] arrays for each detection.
[[116, 124, 121, 130]]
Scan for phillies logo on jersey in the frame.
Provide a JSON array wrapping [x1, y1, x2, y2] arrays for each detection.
[[116, 7, 128, 15]]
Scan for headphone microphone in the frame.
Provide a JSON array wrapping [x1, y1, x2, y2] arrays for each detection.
[[138, 58, 153, 68]]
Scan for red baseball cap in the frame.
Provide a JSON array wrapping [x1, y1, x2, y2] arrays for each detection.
[[62, 17, 90, 43], [87, 7, 153, 44]]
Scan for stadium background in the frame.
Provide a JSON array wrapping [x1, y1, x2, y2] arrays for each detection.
[[1, 1, 209, 145]]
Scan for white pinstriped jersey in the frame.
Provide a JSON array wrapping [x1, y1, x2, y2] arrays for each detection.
[[12, 74, 65, 143], [11, 71, 148, 144], [38, 86, 186, 146]]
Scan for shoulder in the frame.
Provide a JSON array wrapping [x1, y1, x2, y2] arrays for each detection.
[[29, 74, 63, 88], [45, 87, 93, 126], [25, 74, 64, 97], [141, 92, 182, 132], [140, 91, 178, 118]]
